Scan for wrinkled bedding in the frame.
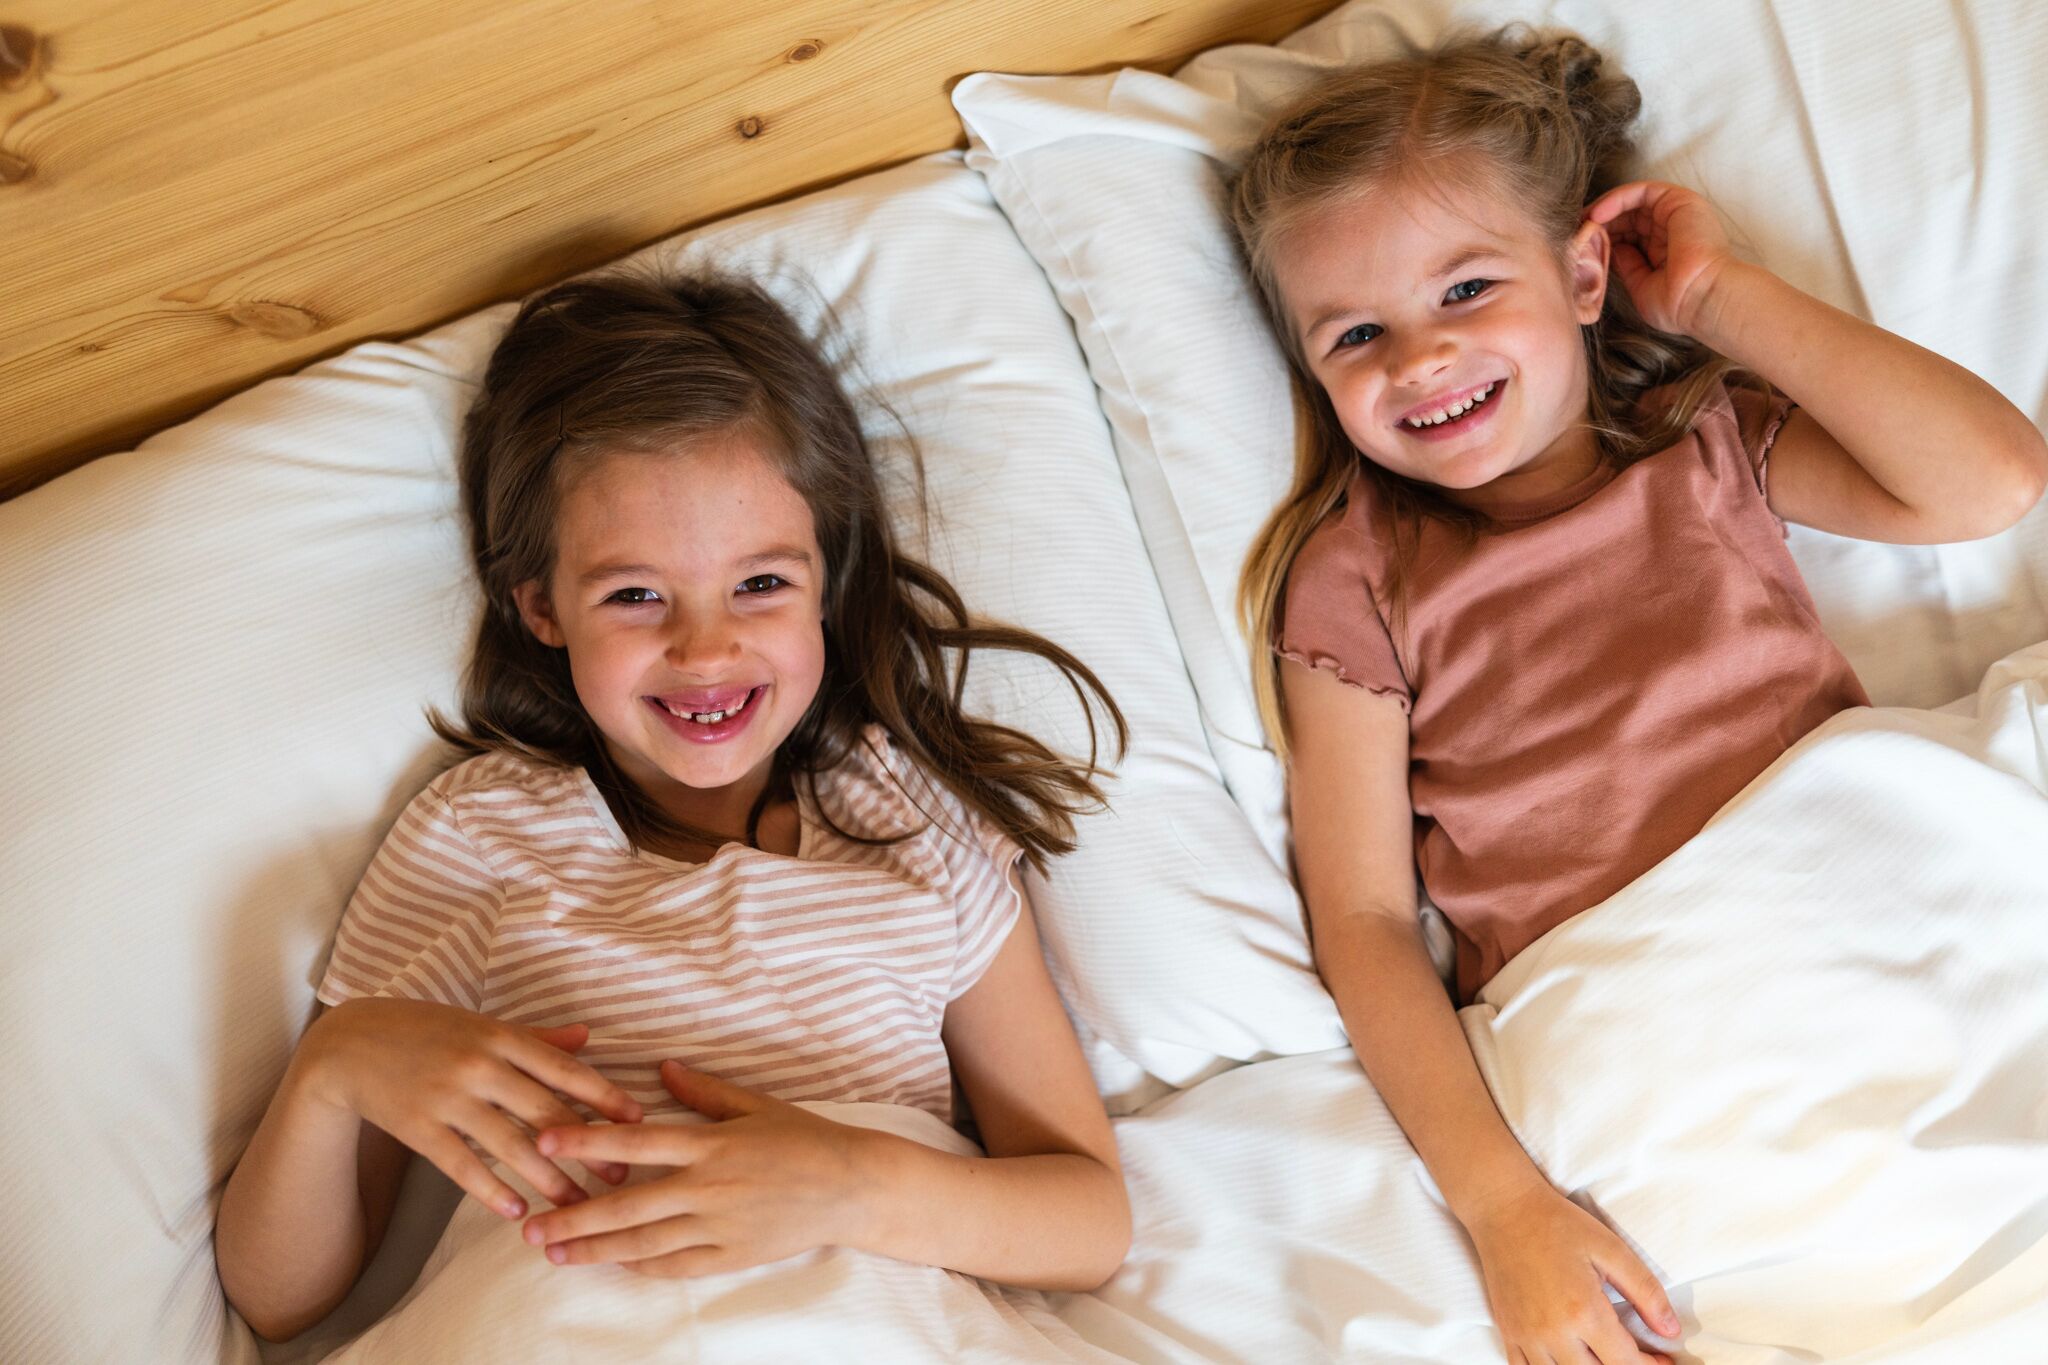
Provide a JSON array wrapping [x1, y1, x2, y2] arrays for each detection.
[[314, 644, 2048, 1364], [318, 1101, 1137, 1364], [1464, 642, 2048, 1362]]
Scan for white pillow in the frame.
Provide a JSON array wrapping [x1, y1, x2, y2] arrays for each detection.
[[0, 154, 1343, 1365], [956, 0, 2048, 874]]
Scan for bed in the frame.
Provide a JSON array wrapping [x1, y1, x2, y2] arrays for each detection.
[[5, 2, 2047, 1362]]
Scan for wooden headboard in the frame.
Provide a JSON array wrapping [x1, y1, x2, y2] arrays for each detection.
[[0, 0, 1332, 498]]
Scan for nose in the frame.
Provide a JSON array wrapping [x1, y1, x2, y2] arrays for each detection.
[[1389, 329, 1456, 386], [663, 609, 742, 673]]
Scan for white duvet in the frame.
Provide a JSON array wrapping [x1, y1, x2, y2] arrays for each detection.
[[319, 1101, 1145, 1365], [1464, 641, 2048, 1362], [319, 644, 2048, 1364]]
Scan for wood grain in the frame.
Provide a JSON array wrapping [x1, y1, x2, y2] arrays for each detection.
[[0, 0, 1333, 497]]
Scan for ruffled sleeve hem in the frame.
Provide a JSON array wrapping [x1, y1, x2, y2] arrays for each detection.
[[1752, 398, 1797, 505], [1274, 644, 1413, 714]]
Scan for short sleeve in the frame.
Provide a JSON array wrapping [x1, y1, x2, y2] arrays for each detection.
[[935, 796, 1024, 1003], [1275, 516, 1412, 712], [316, 785, 504, 1012], [1701, 378, 1797, 497]]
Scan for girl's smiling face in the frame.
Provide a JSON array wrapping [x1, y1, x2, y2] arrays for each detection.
[[1272, 172, 1612, 511], [514, 432, 827, 838]]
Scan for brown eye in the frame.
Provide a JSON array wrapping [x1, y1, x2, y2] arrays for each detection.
[[605, 587, 660, 605], [737, 575, 786, 595]]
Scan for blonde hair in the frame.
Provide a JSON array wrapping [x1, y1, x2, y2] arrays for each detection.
[[1231, 27, 1733, 759]]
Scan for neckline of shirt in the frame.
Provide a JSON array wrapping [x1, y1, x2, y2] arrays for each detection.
[[572, 766, 818, 870], [1468, 458, 1621, 527]]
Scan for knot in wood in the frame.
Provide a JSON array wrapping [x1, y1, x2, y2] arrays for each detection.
[[0, 24, 38, 92], [225, 300, 324, 340]]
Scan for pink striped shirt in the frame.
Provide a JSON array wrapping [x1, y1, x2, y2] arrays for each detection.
[[317, 725, 1022, 1124]]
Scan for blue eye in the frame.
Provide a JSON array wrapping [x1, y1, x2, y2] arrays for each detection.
[[1336, 322, 1382, 349], [604, 587, 660, 605], [737, 574, 786, 595], [1445, 278, 1491, 303]]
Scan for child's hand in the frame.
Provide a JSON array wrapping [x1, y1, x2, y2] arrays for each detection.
[[1465, 1181, 1681, 1365], [299, 996, 642, 1218], [519, 1059, 870, 1278], [1585, 181, 1736, 338]]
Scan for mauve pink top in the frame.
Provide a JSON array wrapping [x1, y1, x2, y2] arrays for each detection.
[[1278, 380, 1869, 1001]]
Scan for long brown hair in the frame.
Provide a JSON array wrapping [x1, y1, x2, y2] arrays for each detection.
[[434, 269, 1127, 869], [1232, 27, 1734, 758]]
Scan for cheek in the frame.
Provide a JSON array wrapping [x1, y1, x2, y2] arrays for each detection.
[[764, 613, 828, 689], [1319, 366, 1379, 433], [561, 626, 641, 707]]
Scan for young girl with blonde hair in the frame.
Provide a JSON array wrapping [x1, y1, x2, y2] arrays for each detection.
[[1232, 27, 2046, 1365], [214, 271, 1132, 1340]]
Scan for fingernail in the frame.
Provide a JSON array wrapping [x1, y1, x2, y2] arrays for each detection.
[[501, 1197, 526, 1218], [524, 1222, 545, 1246], [537, 1132, 559, 1156], [546, 1244, 568, 1265]]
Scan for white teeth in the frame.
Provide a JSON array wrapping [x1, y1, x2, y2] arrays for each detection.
[[662, 695, 747, 724], [1404, 383, 1497, 429]]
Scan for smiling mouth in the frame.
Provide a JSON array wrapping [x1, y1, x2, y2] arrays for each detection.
[[651, 686, 765, 726], [1400, 379, 1502, 431]]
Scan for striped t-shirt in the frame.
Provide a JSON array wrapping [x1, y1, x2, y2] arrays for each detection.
[[317, 725, 1023, 1125]]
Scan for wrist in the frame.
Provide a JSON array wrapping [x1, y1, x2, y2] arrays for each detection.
[[287, 1007, 360, 1118], [832, 1124, 901, 1252], [1443, 1155, 1553, 1240], [1683, 257, 1774, 352]]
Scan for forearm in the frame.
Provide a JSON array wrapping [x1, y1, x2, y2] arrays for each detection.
[[846, 1136, 1130, 1291], [1694, 261, 2047, 529], [214, 1056, 380, 1340], [1316, 911, 1548, 1228]]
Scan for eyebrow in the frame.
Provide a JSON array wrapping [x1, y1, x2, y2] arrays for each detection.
[[577, 546, 814, 585], [736, 546, 814, 571], [1301, 245, 1510, 343]]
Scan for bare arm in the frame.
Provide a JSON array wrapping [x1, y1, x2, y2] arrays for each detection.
[[879, 889, 1131, 1289], [215, 1037, 411, 1341], [1282, 662, 1543, 1226], [1283, 660, 1678, 1363], [1590, 182, 2048, 543], [1705, 263, 2045, 541], [215, 1002, 639, 1340]]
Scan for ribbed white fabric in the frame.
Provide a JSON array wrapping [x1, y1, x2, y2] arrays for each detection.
[[319, 1101, 1136, 1365], [1461, 641, 2048, 1360], [318, 729, 1020, 1125]]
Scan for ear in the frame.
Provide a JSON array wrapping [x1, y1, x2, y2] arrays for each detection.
[[1566, 217, 1611, 325], [512, 579, 567, 648]]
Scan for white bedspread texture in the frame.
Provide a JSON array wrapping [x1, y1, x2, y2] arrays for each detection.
[[1465, 642, 2048, 1362], [319, 1101, 1134, 1365]]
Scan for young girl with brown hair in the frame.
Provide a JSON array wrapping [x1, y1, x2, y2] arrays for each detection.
[[1232, 27, 2046, 1365], [214, 271, 1132, 1340]]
